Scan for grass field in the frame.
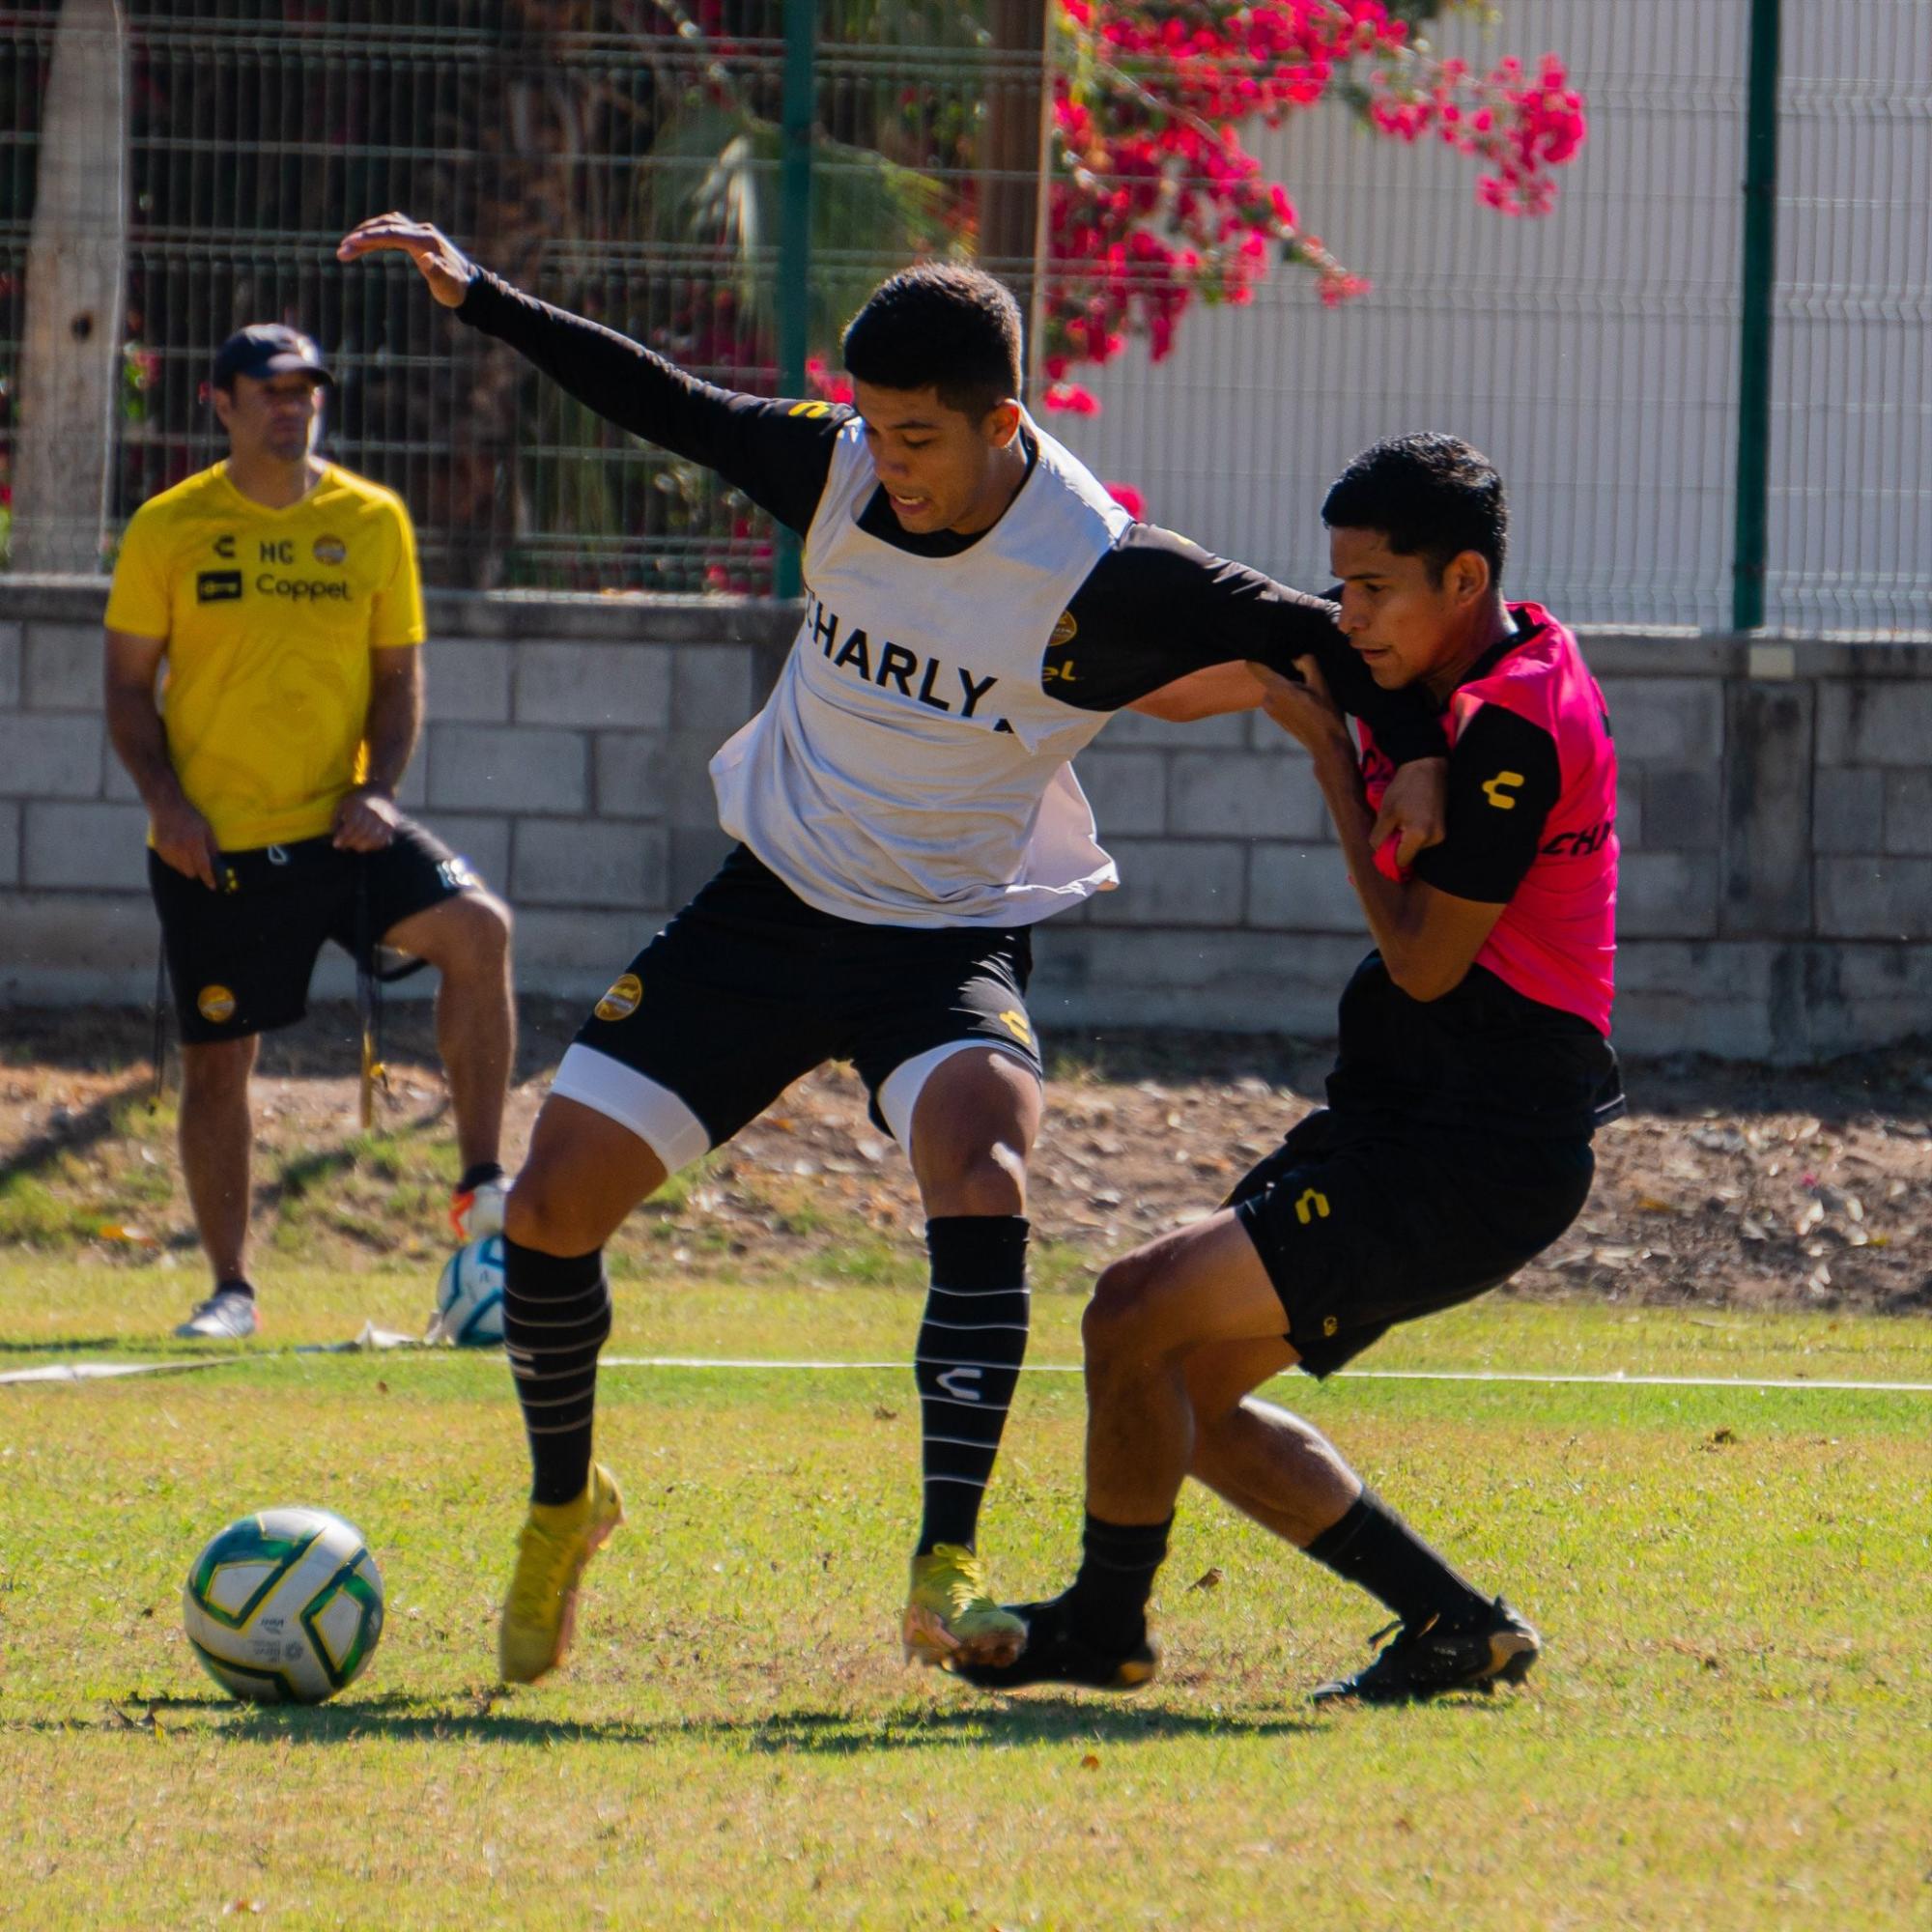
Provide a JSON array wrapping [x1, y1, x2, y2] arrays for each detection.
[[2, 1263, 1929, 1928]]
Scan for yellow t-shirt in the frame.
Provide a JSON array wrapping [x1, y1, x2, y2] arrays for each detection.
[[105, 461, 426, 850]]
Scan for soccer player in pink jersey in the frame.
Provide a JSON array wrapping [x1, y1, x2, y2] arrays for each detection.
[[955, 435, 1622, 1703]]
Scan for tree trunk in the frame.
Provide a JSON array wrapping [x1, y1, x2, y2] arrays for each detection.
[[14, 0, 128, 574], [980, 0, 1050, 361]]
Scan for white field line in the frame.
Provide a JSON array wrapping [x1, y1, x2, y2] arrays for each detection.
[[600, 1356, 1932, 1395], [8, 1352, 1931, 1397], [0, 1357, 230, 1386]]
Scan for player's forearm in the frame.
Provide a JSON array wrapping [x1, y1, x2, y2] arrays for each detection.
[[359, 674, 421, 795], [104, 685, 191, 816], [1308, 737, 1433, 975], [1129, 661, 1266, 722]]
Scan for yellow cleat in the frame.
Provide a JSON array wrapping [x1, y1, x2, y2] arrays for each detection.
[[902, 1544, 1028, 1669], [498, 1463, 625, 1686]]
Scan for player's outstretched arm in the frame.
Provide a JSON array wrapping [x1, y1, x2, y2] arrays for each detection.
[[1051, 525, 1447, 856], [338, 213, 838, 534]]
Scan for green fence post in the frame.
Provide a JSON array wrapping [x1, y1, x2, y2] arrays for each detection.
[[1731, 0, 1781, 632], [774, 0, 816, 603]]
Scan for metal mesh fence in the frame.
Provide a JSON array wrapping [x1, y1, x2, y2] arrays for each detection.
[[0, 1, 1924, 630]]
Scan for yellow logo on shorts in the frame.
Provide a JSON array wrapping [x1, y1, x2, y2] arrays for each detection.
[[1482, 770, 1525, 810], [1293, 1187, 1330, 1225], [197, 984, 237, 1024], [1322, 1315, 1340, 1337], [1050, 610, 1078, 648], [997, 1009, 1034, 1049], [594, 974, 643, 1023]]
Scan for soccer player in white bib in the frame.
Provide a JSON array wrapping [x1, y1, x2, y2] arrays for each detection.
[[341, 213, 1450, 1686]]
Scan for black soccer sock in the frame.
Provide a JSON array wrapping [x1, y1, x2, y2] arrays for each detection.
[[1066, 1511, 1172, 1656], [913, 1215, 1031, 1553], [457, 1160, 505, 1196], [501, 1237, 612, 1507], [214, 1276, 255, 1301], [1302, 1488, 1491, 1630]]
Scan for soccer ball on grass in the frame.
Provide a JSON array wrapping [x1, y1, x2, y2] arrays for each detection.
[[182, 1506, 384, 1705]]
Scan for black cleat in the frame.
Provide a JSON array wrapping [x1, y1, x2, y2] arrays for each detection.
[[947, 1595, 1159, 1694], [1310, 1598, 1540, 1705]]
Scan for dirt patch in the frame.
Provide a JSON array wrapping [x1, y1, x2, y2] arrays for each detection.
[[3, 1003, 1929, 1313]]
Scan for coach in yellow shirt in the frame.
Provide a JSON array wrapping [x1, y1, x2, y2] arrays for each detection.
[[104, 325, 516, 1339]]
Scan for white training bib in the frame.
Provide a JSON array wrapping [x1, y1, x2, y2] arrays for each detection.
[[709, 417, 1132, 926]]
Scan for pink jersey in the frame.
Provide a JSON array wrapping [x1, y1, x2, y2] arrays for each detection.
[[1362, 604, 1618, 1034]]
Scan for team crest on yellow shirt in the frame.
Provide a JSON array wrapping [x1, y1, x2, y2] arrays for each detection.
[[594, 974, 644, 1023], [197, 984, 238, 1024], [312, 535, 348, 565]]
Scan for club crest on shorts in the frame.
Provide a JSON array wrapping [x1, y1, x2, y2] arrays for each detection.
[[594, 973, 644, 1023], [1049, 610, 1077, 648], [996, 1008, 1034, 1049], [197, 984, 238, 1023]]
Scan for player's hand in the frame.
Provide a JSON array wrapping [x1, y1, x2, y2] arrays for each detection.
[[332, 785, 401, 852], [1247, 654, 1351, 756], [151, 796, 221, 891], [336, 214, 476, 308], [1372, 756, 1448, 867]]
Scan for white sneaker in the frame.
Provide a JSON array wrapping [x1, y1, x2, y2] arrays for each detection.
[[451, 1174, 509, 1242], [175, 1288, 260, 1340]]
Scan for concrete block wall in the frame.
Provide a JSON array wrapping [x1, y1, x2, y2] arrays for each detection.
[[1, 581, 1927, 1062]]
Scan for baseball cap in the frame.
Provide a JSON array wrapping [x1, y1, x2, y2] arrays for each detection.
[[212, 324, 334, 390]]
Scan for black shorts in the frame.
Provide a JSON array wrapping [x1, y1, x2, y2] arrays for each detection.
[[554, 844, 1042, 1162], [149, 823, 477, 1043], [1230, 1108, 1594, 1378]]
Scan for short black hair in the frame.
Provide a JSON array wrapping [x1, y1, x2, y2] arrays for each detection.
[[1321, 433, 1508, 586], [840, 264, 1024, 421]]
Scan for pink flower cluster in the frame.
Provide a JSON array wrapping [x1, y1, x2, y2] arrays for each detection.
[[1366, 51, 1586, 217], [1039, 2, 1587, 397]]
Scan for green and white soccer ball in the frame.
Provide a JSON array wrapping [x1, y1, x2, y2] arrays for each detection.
[[182, 1507, 384, 1705], [429, 1232, 506, 1346]]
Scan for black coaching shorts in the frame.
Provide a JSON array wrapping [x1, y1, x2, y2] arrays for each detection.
[[1230, 1108, 1595, 1378], [556, 844, 1042, 1163], [149, 822, 476, 1043]]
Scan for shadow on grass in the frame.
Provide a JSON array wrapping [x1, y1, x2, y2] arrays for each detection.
[[17, 1694, 1345, 1749], [246, 1102, 453, 1229], [0, 1077, 154, 1190], [0, 1336, 129, 1354]]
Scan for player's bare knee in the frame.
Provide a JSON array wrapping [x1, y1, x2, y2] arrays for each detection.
[[1083, 1252, 1165, 1359], [919, 1139, 1026, 1217], [502, 1170, 585, 1255], [433, 890, 512, 972], [467, 888, 513, 951]]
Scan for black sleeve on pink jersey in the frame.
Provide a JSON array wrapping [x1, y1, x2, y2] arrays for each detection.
[[1047, 524, 1446, 760], [1411, 702, 1564, 903], [458, 269, 842, 534]]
